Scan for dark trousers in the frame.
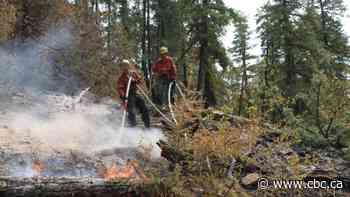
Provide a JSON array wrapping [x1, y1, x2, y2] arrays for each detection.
[[127, 94, 150, 128], [152, 75, 174, 106]]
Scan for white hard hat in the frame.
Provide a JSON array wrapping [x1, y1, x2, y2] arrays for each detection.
[[121, 59, 130, 65], [160, 46, 168, 55]]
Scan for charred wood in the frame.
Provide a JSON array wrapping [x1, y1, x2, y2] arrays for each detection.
[[0, 176, 154, 197]]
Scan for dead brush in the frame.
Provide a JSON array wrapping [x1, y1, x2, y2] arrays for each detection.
[[156, 88, 266, 196]]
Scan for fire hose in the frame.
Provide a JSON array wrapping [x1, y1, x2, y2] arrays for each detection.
[[121, 75, 133, 128], [136, 84, 175, 126], [123, 77, 188, 127], [168, 81, 191, 123], [168, 81, 178, 125]]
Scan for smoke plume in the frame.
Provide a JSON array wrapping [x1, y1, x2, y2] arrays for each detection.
[[0, 23, 164, 177]]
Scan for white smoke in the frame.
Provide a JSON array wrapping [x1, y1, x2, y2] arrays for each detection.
[[0, 22, 164, 177], [7, 93, 164, 158], [0, 23, 76, 94]]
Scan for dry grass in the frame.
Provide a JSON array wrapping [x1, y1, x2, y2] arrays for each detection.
[[155, 88, 266, 196]]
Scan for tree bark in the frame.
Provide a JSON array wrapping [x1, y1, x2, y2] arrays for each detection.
[[238, 48, 248, 116], [197, 0, 216, 106], [120, 0, 129, 34], [106, 0, 112, 57], [318, 0, 328, 46], [146, 0, 152, 76], [261, 47, 270, 114], [282, 0, 297, 98], [156, 0, 165, 49]]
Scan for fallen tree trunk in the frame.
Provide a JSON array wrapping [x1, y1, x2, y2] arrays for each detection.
[[0, 176, 154, 197], [156, 140, 192, 165]]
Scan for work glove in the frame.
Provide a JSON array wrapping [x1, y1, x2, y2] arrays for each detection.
[[120, 96, 127, 109]]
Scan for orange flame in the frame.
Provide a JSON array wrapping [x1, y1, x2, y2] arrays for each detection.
[[103, 162, 136, 181], [32, 160, 45, 175]]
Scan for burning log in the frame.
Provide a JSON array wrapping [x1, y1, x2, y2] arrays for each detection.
[[0, 176, 154, 197], [99, 160, 149, 181], [0, 144, 155, 197], [32, 160, 45, 175], [0, 137, 155, 196]]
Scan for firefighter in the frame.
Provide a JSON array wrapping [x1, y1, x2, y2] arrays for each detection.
[[151, 46, 177, 106], [117, 60, 150, 128]]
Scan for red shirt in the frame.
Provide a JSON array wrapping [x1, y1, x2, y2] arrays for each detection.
[[152, 56, 176, 80], [117, 69, 141, 98]]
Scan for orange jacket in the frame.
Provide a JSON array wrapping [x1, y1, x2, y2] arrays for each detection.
[[152, 55, 176, 80]]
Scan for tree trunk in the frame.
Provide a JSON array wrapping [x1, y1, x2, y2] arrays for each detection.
[[204, 69, 217, 106], [141, 0, 151, 84], [238, 49, 247, 116], [197, 0, 216, 107], [183, 64, 188, 87], [92, 0, 100, 24], [106, 0, 112, 57], [282, 0, 296, 98], [318, 0, 328, 46], [261, 47, 270, 114], [146, 0, 152, 76], [197, 40, 206, 92], [120, 0, 129, 34], [156, 0, 165, 49]]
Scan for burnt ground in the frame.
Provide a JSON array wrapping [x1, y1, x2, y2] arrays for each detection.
[[0, 84, 168, 196], [0, 125, 163, 197]]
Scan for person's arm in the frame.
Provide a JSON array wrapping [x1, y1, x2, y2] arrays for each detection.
[[117, 73, 127, 99], [131, 70, 142, 84], [152, 59, 161, 75], [168, 57, 177, 80]]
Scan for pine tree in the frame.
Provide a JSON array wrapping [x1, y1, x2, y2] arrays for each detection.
[[177, 0, 236, 106], [257, 0, 350, 143], [230, 15, 255, 116], [257, 0, 306, 111]]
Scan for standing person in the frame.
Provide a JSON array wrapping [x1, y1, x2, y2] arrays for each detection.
[[152, 46, 177, 106], [117, 60, 150, 128]]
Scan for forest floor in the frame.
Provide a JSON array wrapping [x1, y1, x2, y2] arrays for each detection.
[[153, 97, 350, 196], [0, 87, 349, 197]]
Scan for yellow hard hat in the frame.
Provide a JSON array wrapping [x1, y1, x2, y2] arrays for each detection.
[[160, 47, 168, 55]]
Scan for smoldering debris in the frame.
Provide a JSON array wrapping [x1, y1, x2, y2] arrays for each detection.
[[0, 23, 165, 178]]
